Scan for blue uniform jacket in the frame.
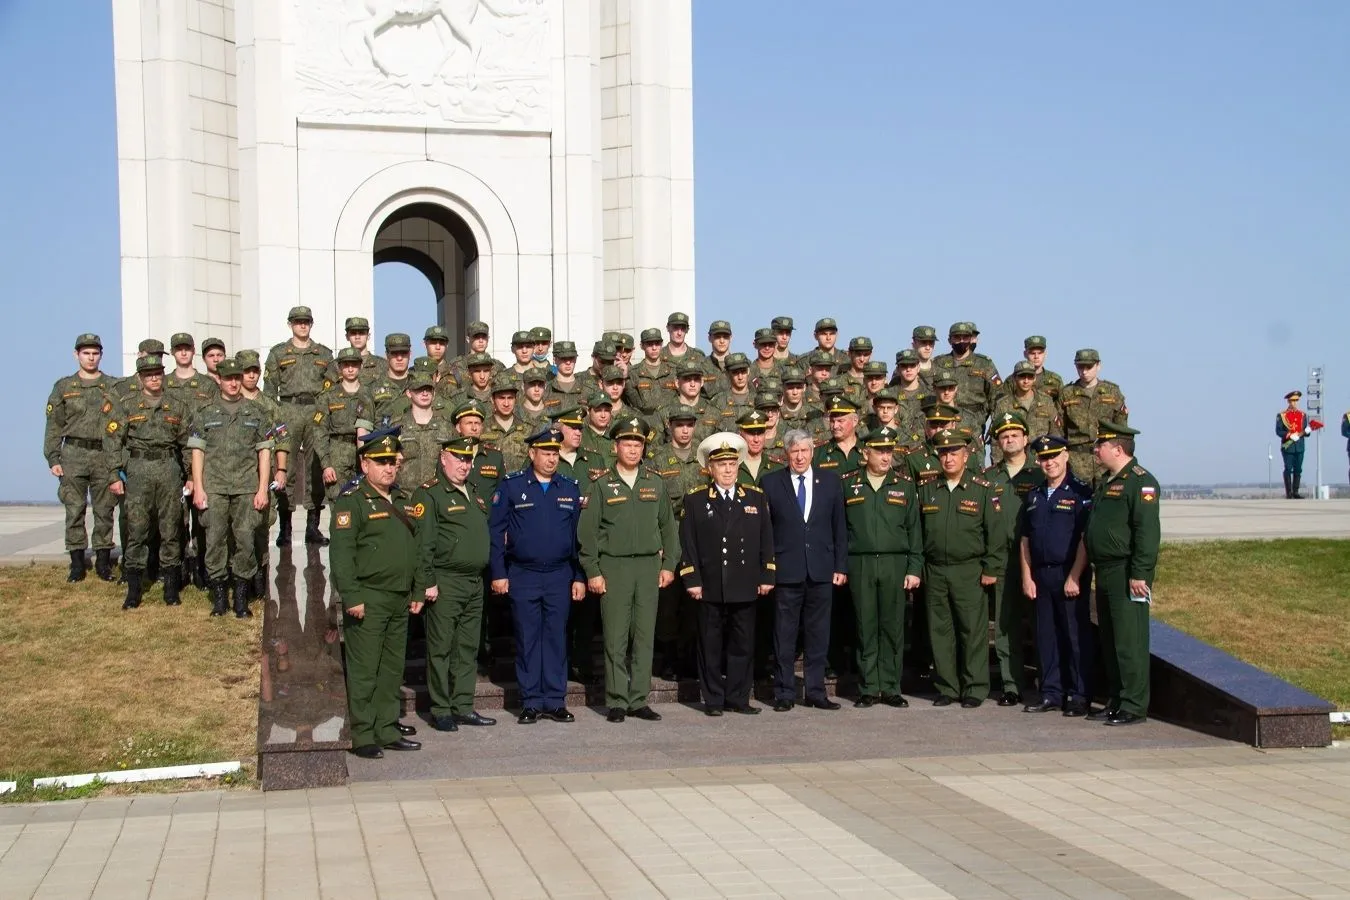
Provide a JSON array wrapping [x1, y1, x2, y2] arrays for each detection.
[[1019, 475, 1093, 569], [489, 468, 583, 582]]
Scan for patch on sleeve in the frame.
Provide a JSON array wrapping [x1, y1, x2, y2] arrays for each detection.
[[102, 401, 113, 414], [335, 510, 352, 529], [313, 411, 324, 424], [991, 494, 1001, 512], [45, 403, 53, 415], [105, 421, 118, 434], [1140, 486, 1157, 503], [410, 502, 425, 519], [491, 491, 502, 506]]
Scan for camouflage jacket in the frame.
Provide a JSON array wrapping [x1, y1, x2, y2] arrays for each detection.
[[392, 406, 456, 491], [264, 339, 334, 402], [186, 397, 275, 494], [44, 372, 117, 466], [1058, 380, 1127, 448], [106, 391, 190, 480], [645, 443, 706, 515], [932, 352, 1002, 429], [482, 416, 531, 472], [624, 361, 677, 414]]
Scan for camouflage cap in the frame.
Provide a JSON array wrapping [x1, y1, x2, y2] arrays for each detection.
[[753, 391, 782, 410], [600, 365, 626, 383], [1095, 419, 1139, 442], [1011, 360, 1036, 376], [894, 348, 921, 365], [464, 351, 495, 368], [864, 426, 899, 449], [736, 409, 770, 433], [932, 371, 959, 389], [169, 332, 195, 349], [1033, 435, 1069, 458], [412, 355, 436, 372], [609, 415, 649, 441], [991, 410, 1028, 435], [819, 377, 846, 397], [814, 317, 838, 332], [931, 428, 968, 451], [552, 340, 578, 358], [723, 352, 751, 371], [753, 327, 777, 346], [771, 316, 795, 332], [528, 326, 552, 342], [863, 361, 888, 377], [137, 338, 165, 355], [586, 390, 614, 409], [871, 387, 899, 404], [452, 400, 487, 421], [407, 360, 436, 390], [440, 436, 479, 457], [592, 340, 617, 361], [135, 354, 166, 374], [550, 402, 585, 426], [666, 406, 699, 423], [759, 376, 784, 394], [466, 321, 490, 337], [490, 373, 521, 394], [613, 332, 635, 351], [640, 327, 663, 344], [215, 357, 243, 378], [385, 332, 413, 352], [287, 306, 314, 322], [780, 366, 807, 385], [424, 326, 450, 342], [236, 349, 262, 370], [357, 427, 402, 460], [202, 337, 226, 353], [827, 396, 859, 416], [335, 347, 363, 364], [806, 349, 836, 368], [667, 311, 691, 327], [521, 366, 548, 384], [510, 330, 533, 346], [675, 360, 704, 379], [912, 325, 937, 342], [1074, 348, 1102, 365], [1023, 335, 1047, 350], [848, 336, 874, 352], [344, 316, 371, 333], [707, 319, 732, 336], [948, 321, 974, 337]]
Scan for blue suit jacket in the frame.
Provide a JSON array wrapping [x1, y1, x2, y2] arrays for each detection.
[[761, 467, 848, 584]]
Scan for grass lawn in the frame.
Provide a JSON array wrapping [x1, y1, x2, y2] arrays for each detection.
[[0, 564, 260, 800], [1154, 539, 1350, 724]]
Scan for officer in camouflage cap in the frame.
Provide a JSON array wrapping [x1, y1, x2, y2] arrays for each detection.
[[702, 320, 734, 391], [312, 348, 377, 515], [369, 332, 415, 423], [508, 330, 540, 376], [749, 327, 781, 389], [910, 325, 939, 386], [517, 366, 554, 425], [481, 372, 530, 472], [237, 349, 289, 596], [390, 363, 455, 491], [655, 360, 719, 443]]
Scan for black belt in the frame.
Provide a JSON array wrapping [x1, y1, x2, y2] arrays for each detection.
[[282, 393, 316, 404], [333, 433, 356, 440], [63, 437, 102, 451], [129, 448, 175, 461]]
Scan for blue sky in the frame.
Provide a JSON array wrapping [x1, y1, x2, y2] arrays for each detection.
[[3, 1, 1348, 499]]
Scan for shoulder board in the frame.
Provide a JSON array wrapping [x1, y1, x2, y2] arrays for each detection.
[[685, 484, 706, 495], [503, 469, 526, 480], [742, 483, 764, 493], [1099, 380, 1122, 390], [556, 473, 579, 486], [481, 441, 501, 452], [980, 464, 998, 476], [971, 476, 991, 488], [421, 477, 440, 489], [1132, 464, 1148, 476], [338, 478, 362, 496]]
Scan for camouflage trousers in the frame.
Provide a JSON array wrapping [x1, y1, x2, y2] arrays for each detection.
[[323, 441, 359, 505], [57, 442, 118, 551], [123, 458, 184, 570], [1068, 450, 1105, 489], [204, 493, 261, 581], [279, 400, 324, 511]]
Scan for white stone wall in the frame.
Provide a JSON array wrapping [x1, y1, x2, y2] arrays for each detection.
[[600, 0, 635, 333]]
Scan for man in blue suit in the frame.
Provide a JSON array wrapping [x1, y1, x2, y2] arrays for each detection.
[[761, 428, 848, 711]]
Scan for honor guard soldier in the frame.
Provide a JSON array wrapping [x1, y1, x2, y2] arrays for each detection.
[[1019, 436, 1094, 716], [679, 433, 776, 716], [489, 427, 587, 724], [1276, 390, 1322, 498], [331, 428, 423, 759], [45, 332, 119, 582], [414, 437, 497, 733], [1084, 421, 1160, 726], [578, 416, 681, 723], [841, 427, 923, 708], [918, 428, 1008, 708]]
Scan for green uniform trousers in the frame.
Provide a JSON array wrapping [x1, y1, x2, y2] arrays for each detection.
[[123, 459, 183, 570], [599, 554, 661, 709], [1095, 560, 1151, 716], [58, 443, 118, 551], [343, 587, 409, 748], [204, 493, 259, 580], [850, 553, 907, 697], [425, 573, 484, 717], [925, 560, 989, 701], [991, 557, 1029, 694], [279, 400, 323, 511]]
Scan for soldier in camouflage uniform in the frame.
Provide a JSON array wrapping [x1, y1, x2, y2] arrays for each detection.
[[655, 361, 720, 443], [446, 351, 496, 408], [578, 392, 617, 463], [841, 336, 874, 402], [200, 337, 227, 384], [809, 318, 850, 373], [391, 366, 455, 490], [106, 354, 192, 608], [748, 328, 781, 391], [700, 320, 734, 395], [112, 339, 165, 405], [111, 338, 167, 579], [518, 367, 555, 425], [771, 316, 799, 367], [506, 330, 542, 378], [45, 332, 120, 582], [803, 351, 839, 408], [324, 317, 386, 386], [481, 373, 530, 472], [264, 306, 334, 546], [660, 311, 706, 366], [575, 340, 616, 399], [859, 361, 891, 417], [370, 333, 414, 423], [931, 371, 988, 472], [547, 341, 584, 401], [991, 361, 1063, 463], [312, 349, 376, 515], [625, 328, 677, 414], [711, 353, 755, 427], [1058, 349, 1128, 488], [422, 325, 452, 376], [908, 325, 940, 388], [778, 367, 812, 434], [187, 358, 275, 618], [932, 321, 1001, 450], [864, 387, 904, 446], [238, 350, 290, 596], [440, 320, 493, 384], [598, 365, 633, 420], [1021, 335, 1064, 400]]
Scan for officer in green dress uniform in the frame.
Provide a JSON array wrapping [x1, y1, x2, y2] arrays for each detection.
[[578, 415, 681, 723], [331, 428, 423, 759], [1084, 420, 1160, 726], [918, 428, 1008, 707], [840, 427, 922, 708]]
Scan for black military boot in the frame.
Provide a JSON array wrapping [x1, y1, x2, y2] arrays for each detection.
[[162, 567, 182, 606], [67, 550, 87, 583], [122, 569, 144, 610], [1292, 474, 1303, 499], [252, 567, 269, 602], [1282, 472, 1293, 499], [209, 580, 229, 617], [304, 508, 329, 546], [275, 502, 293, 548], [194, 555, 208, 590], [94, 549, 116, 582], [232, 578, 253, 618]]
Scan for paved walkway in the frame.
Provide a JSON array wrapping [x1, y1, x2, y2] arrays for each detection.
[[2, 744, 1346, 899]]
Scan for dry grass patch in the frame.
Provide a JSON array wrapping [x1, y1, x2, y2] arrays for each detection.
[[0, 564, 260, 786], [1154, 539, 1350, 716]]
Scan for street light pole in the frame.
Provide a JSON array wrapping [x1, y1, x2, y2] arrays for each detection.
[[1308, 365, 1325, 501]]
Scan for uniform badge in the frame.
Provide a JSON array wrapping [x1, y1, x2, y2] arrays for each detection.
[[102, 401, 113, 414], [45, 403, 53, 415], [410, 502, 425, 518], [1140, 486, 1157, 503], [105, 421, 118, 433], [335, 511, 352, 529], [313, 411, 324, 424]]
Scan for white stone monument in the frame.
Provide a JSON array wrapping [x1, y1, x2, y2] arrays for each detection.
[[111, 0, 694, 371]]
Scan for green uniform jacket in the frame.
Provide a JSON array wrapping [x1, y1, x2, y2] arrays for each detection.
[[326, 350, 387, 386], [412, 473, 491, 590], [370, 375, 414, 424], [467, 446, 506, 496], [264, 339, 334, 401], [991, 391, 1063, 442], [907, 444, 943, 487], [1034, 368, 1064, 400], [558, 447, 610, 485], [577, 467, 680, 579], [982, 460, 1047, 548], [814, 440, 863, 477], [580, 425, 615, 463], [1058, 380, 1128, 448], [625, 361, 677, 414], [44, 372, 117, 467], [1085, 459, 1161, 581], [165, 371, 220, 414], [736, 456, 783, 487], [330, 480, 419, 608], [185, 398, 274, 494], [482, 416, 530, 472], [918, 474, 1009, 578], [655, 398, 720, 443], [841, 469, 923, 576]]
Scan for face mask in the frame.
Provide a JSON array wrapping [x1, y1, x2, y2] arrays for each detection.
[[951, 342, 971, 355]]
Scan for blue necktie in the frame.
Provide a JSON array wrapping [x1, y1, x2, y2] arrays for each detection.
[[796, 474, 807, 517]]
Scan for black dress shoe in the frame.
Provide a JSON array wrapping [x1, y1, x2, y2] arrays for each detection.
[[517, 708, 540, 725], [385, 737, 421, 751], [351, 745, 383, 759], [1063, 702, 1088, 718], [1085, 706, 1118, 721], [803, 698, 841, 710], [772, 699, 794, 712], [960, 697, 983, 709], [853, 695, 876, 708], [431, 715, 459, 732], [453, 711, 497, 727], [543, 707, 575, 723], [881, 694, 910, 708], [998, 691, 1021, 707], [628, 706, 662, 721], [1105, 710, 1146, 726], [933, 695, 955, 707], [397, 722, 418, 736], [1024, 700, 1060, 713], [705, 707, 724, 717], [728, 704, 760, 715], [606, 707, 626, 723]]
